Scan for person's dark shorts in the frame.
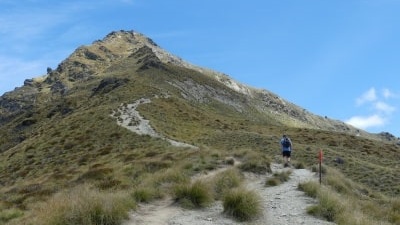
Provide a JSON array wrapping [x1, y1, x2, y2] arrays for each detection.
[[282, 151, 291, 157]]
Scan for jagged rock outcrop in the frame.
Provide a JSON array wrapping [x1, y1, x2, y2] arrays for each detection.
[[92, 77, 130, 96]]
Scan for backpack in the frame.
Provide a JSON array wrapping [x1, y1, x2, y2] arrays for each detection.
[[282, 137, 291, 148]]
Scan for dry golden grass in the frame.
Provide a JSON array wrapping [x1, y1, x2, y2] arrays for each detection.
[[211, 168, 243, 199], [173, 180, 213, 209], [299, 166, 400, 225], [30, 184, 135, 225], [222, 187, 262, 222]]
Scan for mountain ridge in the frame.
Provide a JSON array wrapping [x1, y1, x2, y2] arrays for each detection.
[[2, 30, 392, 142]]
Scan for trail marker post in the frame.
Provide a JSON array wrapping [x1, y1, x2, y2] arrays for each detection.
[[319, 149, 323, 185]]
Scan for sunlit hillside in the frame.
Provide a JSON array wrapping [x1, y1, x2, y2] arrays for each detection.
[[0, 30, 398, 225]]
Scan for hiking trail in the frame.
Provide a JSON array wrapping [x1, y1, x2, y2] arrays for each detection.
[[123, 162, 336, 225]]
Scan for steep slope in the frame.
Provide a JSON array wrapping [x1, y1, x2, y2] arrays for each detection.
[[0, 30, 399, 219]]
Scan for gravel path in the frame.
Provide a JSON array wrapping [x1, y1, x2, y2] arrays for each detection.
[[123, 163, 336, 225], [112, 98, 198, 149], [250, 164, 336, 225]]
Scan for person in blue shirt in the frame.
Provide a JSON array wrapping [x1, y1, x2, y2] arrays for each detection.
[[280, 134, 292, 167]]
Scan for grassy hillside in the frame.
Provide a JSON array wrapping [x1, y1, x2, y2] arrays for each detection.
[[0, 31, 399, 224]]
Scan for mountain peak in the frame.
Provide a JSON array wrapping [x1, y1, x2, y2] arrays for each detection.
[[96, 30, 185, 66], [101, 30, 158, 47], [46, 30, 191, 83]]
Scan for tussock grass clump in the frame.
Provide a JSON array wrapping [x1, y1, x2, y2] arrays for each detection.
[[173, 180, 213, 209], [265, 170, 292, 186], [135, 167, 191, 198], [132, 187, 160, 203], [222, 187, 262, 222], [306, 187, 345, 222], [238, 151, 271, 174], [336, 210, 390, 225], [33, 184, 135, 225], [325, 172, 353, 195], [298, 180, 320, 198], [212, 168, 243, 199], [299, 172, 400, 225]]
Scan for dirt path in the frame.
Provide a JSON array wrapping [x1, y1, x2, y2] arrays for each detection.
[[248, 164, 336, 225], [123, 163, 336, 225], [112, 98, 198, 149]]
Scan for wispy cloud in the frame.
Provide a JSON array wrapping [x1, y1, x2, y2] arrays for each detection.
[[374, 101, 395, 114], [356, 87, 377, 106], [382, 88, 398, 99], [346, 87, 397, 131], [346, 114, 386, 130]]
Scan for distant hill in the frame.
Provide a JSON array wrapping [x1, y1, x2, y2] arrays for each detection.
[[0, 30, 399, 220]]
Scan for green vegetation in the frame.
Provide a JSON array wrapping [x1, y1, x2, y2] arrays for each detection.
[[299, 166, 400, 225], [212, 168, 243, 199], [222, 187, 262, 222], [0, 208, 23, 225], [32, 185, 135, 225], [238, 151, 271, 174], [173, 180, 213, 209]]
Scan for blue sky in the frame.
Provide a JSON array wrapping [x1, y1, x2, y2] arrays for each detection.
[[1, 0, 400, 137]]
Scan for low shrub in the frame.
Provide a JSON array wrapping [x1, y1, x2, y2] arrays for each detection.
[[222, 187, 262, 221]]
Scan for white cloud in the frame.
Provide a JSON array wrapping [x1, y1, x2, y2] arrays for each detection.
[[345, 114, 386, 130], [356, 87, 376, 106], [347, 87, 398, 132], [382, 88, 399, 99], [382, 88, 392, 98], [374, 101, 395, 114]]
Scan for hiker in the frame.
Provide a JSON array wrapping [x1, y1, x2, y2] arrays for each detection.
[[280, 134, 292, 167]]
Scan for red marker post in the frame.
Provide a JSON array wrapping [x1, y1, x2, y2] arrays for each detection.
[[319, 150, 323, 185]]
